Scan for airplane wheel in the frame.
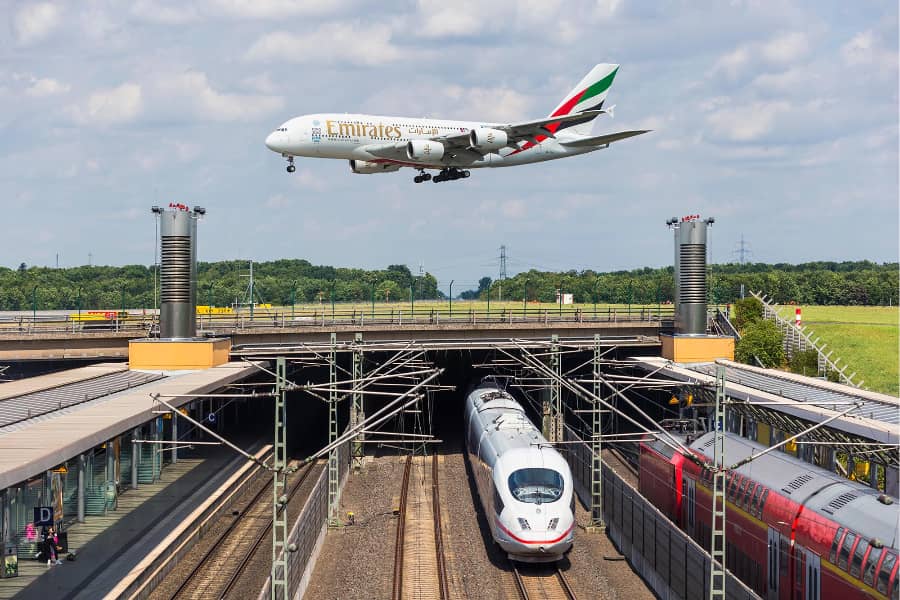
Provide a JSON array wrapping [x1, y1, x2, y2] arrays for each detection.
[[433, 176, 443, 183], [414, 176, 423, 183], [462, 170, 471, 178], [286, 165, 296, 173], [422, 173, 432, 181]]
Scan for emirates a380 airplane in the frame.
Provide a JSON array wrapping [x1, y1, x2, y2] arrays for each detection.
[[264, 64, 648, 183]]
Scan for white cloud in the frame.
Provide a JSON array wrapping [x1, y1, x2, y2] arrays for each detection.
[[705, 100, 790, 142], [265, 193, 291, 209], [13, 3, 61, 44], [711, 31, 810, 81], [593, 0, 622, 21], [840, 29, 898, 73], [68, 83, 143, 125], [208, 0, 348, 19], [246, 24, 401, 65], [155, 71, 284, 121], [25, 77, 70, 97], [501, 199, 527, 219], [760, 31, 809, 63], [130, 1, 198, 25]]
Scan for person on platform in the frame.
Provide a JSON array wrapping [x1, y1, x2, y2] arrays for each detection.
[[44, 527, 62, 566]]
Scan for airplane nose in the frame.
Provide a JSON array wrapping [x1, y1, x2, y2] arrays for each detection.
[[265, 131, 282, 152]]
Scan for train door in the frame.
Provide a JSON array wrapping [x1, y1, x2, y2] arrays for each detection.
[[804, 550, 820, 600], [683, 476, 695, 539], [767, 527, 780, 600]]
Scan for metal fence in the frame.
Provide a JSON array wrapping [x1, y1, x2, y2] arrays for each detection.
[[0, 305, 674, 336], [564, 432, 759, 600], [261, 434, 351, 600]]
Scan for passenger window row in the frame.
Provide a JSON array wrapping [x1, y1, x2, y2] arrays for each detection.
[[701, 469, 769, 518], [830, 527, 899, 596]]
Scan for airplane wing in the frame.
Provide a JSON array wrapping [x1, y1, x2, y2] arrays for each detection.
[[559, 129, 650, 147], [438, 110, 606, 151], [361, 110, 625, 163]]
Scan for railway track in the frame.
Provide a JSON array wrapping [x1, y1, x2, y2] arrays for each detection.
[[604, 444, 639, 486], [392, 453, 449, 600], [511, 562, 578, 600], [166, 460, 316, 600]]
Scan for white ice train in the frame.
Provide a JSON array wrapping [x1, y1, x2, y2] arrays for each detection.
[[465, 378, 575, 562]]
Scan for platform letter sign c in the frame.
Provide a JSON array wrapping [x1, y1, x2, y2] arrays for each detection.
[[207, 413, 216, 424], [34, 506, 53, 527]]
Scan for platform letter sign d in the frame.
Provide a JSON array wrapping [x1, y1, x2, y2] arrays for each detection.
[[34, 506, 53, 527]]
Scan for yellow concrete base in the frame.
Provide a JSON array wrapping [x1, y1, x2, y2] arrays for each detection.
[[660, 334, 734, 363], [128, 338, 231, 370]]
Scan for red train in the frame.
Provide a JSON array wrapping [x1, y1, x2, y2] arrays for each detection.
[[639, 430, 899, 599]]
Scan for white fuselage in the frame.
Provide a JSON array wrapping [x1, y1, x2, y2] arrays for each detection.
[[265, 113, 597, 169]]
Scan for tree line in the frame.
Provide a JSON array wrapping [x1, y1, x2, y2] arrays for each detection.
[[0, 259, 895, 311]]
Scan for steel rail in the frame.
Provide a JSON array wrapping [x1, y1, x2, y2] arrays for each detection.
[[167, 453, 277, 600], [432, 452, 449, 600], [392, 454, 413, 600], [218, 461, 318, 600], [556, 567, 578, 599]]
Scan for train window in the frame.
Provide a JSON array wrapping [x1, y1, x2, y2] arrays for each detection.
[[758, 489, 769, 516], [830, 528, 845, 563], [742, 483, 755, 508], [839, 532, 856, 570], [507, 468, 563, 504], [727, 473, 738, 498], [736, 479, 749, 506], [851, 538, 867, 577], [863, 546, 882, 585], [749, 485, 762, 515], [877, 552, 896, 594]]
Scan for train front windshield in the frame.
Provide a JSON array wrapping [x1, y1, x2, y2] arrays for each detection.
[[508, 468, 563, 504]]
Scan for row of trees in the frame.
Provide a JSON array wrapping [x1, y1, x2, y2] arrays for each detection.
[[1, 259, 895, 311]]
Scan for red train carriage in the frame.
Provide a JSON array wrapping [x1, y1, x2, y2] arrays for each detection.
[[640, 431, 899, 599]]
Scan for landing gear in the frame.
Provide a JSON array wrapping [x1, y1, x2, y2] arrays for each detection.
[[413, 171, 433, 184], [285, 155, 296, 173], [432, 168, 470, 183]]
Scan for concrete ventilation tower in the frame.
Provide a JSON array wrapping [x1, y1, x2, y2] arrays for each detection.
[[662, 215, 734, 363], [155, 204, 204, 339], [130, 204, 230, 370], [669, 215, 713, 335]]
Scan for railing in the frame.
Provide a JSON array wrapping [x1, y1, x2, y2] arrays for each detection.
[[751, 291, 862, 388], [0, 304, 675, 336]]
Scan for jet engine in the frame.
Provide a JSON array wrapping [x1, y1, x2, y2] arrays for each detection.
[[349, 160, 402, 174], [406, 139, 445, 162], [469, 128, 508, 151]]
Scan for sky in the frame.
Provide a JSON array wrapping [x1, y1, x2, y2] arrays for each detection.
[[1, 0, 897, 292]]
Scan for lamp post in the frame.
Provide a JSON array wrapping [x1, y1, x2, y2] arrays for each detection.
[[330, 281, 335, 323], [558, 283, 563, 315], [31, 285, 37, 328], [595, 278, 601, 317], [628, 279, 633, 316], [371, 284, 375, 318], [449, 280, 454, 318], [290, 282, 296, 321], [410, 283, 414, 315], [207, 283, 214, 327], [523, 279, 528, 316], [76, 287, 82, 325]]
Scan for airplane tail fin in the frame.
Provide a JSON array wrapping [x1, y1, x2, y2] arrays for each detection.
[[549, 63, 619, 136]]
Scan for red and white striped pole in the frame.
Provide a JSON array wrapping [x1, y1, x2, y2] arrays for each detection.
[[795, 307, 802, 327]]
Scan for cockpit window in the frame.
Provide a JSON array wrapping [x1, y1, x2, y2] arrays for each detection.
[[508, 468, 563, 504]]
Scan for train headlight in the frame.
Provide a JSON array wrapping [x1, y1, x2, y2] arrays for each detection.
[[517, 518, 531, 530], [548, 518, 559, 530]]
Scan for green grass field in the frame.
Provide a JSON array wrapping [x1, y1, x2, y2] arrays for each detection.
[[776, 305, 898, 396]]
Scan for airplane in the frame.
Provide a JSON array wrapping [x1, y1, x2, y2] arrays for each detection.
[[264, 64, 649, 184]]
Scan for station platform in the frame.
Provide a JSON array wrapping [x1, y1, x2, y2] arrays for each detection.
[[0, 446, 245, 599], [0, 361, 261, 490]]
